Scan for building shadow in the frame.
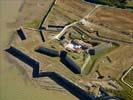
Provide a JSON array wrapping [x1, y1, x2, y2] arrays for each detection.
[[38, 72, 95, 100], [38, 0, 56, 29], [48, 25, 65, 28], [5, 46, 39, 77], [5, 47, 95, 99], [35, 47, 59, 57], [60, 51, 81, 74], [39, 30, 45, 42], [36, 49, 81, 74], [17, 27, 26, 40], [60, 57, 81, 74]]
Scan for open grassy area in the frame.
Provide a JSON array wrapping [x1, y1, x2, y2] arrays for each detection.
[[17, 0, 55, 28], [44, 39, 64, 51], [95, 45, 133, 80], [63, 27, 93, 48], [89, 6, 133, 36], [45, 0, 95, 26], [67, 50, 86, 67], [82, 43, 119, 75], [24, 19, 41, 28]]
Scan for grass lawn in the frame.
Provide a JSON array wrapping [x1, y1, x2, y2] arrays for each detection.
[[24, 19, 41, 28], [67, 50, 85, 68], [82, 43, 119, 75]]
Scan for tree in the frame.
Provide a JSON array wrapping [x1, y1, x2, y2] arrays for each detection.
[[95, 0, 127, 7]]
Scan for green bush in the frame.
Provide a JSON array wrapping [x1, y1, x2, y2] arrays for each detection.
[[94, 0, 127, 8]]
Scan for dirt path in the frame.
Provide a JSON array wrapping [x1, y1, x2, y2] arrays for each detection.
[[53, 4, 99, 40], [121, 66, 133, 89]]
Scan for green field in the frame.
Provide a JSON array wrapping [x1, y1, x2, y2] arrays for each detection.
[[81, 43, 119, 75]]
